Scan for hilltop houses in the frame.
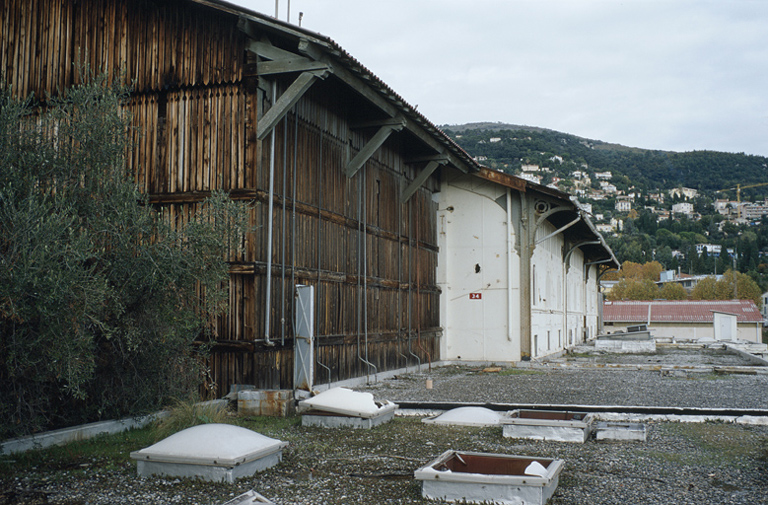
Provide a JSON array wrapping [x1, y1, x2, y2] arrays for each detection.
[[2, 0, 617, 392]]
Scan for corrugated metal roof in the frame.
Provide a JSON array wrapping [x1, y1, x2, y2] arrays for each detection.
[[603, 300, 763, 323]]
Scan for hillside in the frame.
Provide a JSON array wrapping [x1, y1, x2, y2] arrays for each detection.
[[442, 123, 768, 199]]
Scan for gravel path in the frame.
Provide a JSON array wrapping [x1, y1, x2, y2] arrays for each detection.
[[2, 346, 767, 505]]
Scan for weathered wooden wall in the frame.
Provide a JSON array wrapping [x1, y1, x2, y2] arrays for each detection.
[[1, 0, 441, 396]]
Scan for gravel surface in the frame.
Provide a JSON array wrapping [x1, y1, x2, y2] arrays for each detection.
[[357, 346, 768, 410], [2, 346, 767, 505]]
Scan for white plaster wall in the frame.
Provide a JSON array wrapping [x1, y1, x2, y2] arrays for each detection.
[[437, 176, 520, 362], [531, 221, 565, 357]]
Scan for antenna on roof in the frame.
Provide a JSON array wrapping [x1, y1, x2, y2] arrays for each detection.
[[274, 0, 278, 18], [299, 12, 303, 27]]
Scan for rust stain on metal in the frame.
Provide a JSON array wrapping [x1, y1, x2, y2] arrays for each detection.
[[475, 168, 527, 192]]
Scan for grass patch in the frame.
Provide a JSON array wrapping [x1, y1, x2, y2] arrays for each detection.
[[0, 425, 156, 476], [654, 422, 766, 468]]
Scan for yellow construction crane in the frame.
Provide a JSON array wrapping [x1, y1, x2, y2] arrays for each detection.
[[715, 182, 768, 202]]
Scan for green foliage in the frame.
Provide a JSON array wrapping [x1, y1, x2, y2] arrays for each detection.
[[659, 282, 688, 300], [0, 72, 252, 438], [605, 278, 660, 301], [446, 124, 768, 192], [690, 270, 762, 308]]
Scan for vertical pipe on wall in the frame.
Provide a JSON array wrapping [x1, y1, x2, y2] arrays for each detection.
[[315, 129, 331, 383], [506, 188, 513, 342], [291, 112, 297, 341], [280, 115, 287, 345], [397, 176, 408, 369], [263, 84, 276, 346], [414, 193, 432, 371], [407, 197, 421, 370], [362, 168, 377, 381]]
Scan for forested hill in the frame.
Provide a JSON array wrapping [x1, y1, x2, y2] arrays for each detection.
[[442, 122, 768, 197]]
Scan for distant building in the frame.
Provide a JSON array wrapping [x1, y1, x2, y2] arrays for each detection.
[[649, 192, 665, 204], [695, 244, 722, 255], [739, 201, 768, 221], [657, 269, 718, 292], [615, 197, 631, 212], [596, 223, 614, 233], [669, 187, 699, 200], [489, 137, 501, 143], [713, 199, 734, 215], [594, 171, 612, 180], [671, 202, 694, 215], [519, 172, 542, 184], [549, 155, 563, 164], [571, 170, 587, 179], [475, 155, 488, 162], [600, 181, 617, 193], [762, 292, 768, 322], [521, 164, 541, 172], [603, 300, 763, 343]]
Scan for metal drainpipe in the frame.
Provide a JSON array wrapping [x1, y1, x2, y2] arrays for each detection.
[[407, 198, 421, 370], [356, 171, 376, 380], [506, 189, 513, 342], [363, 168, 377, 381], [291, 114, 297, 328], [315, 129, 331, 384], [414, 194, 432, 371], [397, 178, 408, 369], [263, 84, 277, 346], [280, 115, 287, 345]]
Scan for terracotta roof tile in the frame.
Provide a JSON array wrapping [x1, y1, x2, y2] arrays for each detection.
[[603, 300, 763, 323]]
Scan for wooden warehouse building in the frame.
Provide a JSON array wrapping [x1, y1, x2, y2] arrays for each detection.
[[1, 0, 618, 396]]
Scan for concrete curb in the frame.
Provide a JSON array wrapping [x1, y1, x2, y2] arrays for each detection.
[[1, 412, 166, 456]]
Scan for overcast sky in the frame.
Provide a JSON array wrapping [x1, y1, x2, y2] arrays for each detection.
[[230, 0, 768, 157]]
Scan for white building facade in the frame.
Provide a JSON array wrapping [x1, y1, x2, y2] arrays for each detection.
[[437, 169, 617, 363]]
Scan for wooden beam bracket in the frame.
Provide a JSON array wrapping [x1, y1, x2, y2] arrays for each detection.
[[345, 118, 406, 178], [256, 69, 329, 140], [401, 159, 446, 202]]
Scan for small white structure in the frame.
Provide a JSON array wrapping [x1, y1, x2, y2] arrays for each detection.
[[298, 387, 397, 428], [595, 329, 656, 353], [422, 407, 504, 427], [415, 450, 564, 505], [594, 422, 647, 442], [130, 424, 287, 483], [713, 311, 738, 341], [502, 410, 595, 443]]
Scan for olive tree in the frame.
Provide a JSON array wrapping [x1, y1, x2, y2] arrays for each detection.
[[0, 73, 250, 437]]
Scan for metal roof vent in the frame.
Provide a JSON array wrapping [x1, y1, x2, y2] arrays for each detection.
[[130, 424, 288, 483], [422, 407, 504, 427]]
